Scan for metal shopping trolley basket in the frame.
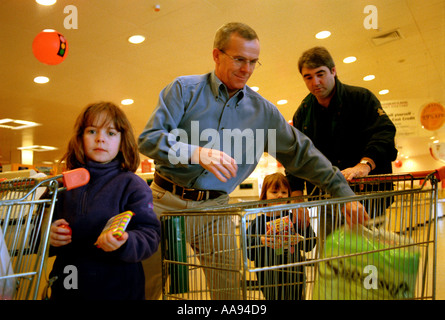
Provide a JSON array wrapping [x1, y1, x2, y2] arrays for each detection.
[[0, 168, 89, 300], [160, 168, 441, 300]]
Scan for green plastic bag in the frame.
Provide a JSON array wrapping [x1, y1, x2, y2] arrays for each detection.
[[165, 216, 189, 294], [313, 226, 420, 300]]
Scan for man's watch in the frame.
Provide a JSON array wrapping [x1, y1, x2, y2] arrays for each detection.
[[360, 160, 373, 171]]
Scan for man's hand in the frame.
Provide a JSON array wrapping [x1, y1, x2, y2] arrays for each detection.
[[191, 147, 238, 182], [341, 164, 371, 181], [341, 158, 374, 181], [342, 201, 369, 226]]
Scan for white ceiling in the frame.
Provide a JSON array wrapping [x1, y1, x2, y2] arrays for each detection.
[[0, 0, 444, 168]]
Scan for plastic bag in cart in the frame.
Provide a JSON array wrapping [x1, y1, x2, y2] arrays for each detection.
[[0, 227, 16, 300], [313, 225, 420, 300], [164, 216, 189, 294]]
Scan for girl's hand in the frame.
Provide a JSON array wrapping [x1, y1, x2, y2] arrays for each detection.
[[50, 219, 72, 247], [261, 228, 285, 249], [94, 230, 129, 252], [261, 235, 283, 249]]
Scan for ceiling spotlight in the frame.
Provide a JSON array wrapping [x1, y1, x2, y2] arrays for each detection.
[[36, 0, 57, 5], [277, 100, 288, 105], [363, 75, 375, 81], [343, 56, 357, 64], [315, 31, 331, 39], [34, 76, 49, 84], [250, 86, 259, 92], [379, 89, 389, 95], [121, 99, 134, 105], [128, 35, 145, 44]]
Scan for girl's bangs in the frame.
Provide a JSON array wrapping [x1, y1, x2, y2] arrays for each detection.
[[84, 107, 120, 131]]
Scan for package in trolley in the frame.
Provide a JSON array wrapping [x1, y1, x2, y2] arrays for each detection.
[[265, 215, 304, 254], [0, 168, 89, 300], [0, 226, 15, 299]]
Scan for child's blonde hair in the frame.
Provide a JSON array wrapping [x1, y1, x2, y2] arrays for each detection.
[[60, 101, 140, 172], [259, 172, 291, 200]]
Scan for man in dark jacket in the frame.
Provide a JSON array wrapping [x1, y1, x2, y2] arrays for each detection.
[[287, 46, 398, 234]]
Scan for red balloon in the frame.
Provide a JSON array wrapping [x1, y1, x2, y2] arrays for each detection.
[[32, 30, 68, 65]]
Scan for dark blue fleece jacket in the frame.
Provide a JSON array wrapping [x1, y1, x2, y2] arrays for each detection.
[[49, 160, 160, 300]]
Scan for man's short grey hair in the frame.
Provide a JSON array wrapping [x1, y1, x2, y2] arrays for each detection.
[[214, 22, 259, 51]]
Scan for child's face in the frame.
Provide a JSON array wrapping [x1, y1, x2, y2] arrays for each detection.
[[83, 112, 121, 164], [266, 184, 289, 201], [265, 184, 289, 217]]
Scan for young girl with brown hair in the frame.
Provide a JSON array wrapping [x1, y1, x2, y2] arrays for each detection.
[[49, 101, 160, 300], [247, 172, 316, 300]]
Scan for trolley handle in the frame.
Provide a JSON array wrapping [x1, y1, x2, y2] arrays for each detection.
[[61, 168, 90, 190], [351, 166, 445, 183], [409, 166, 445, 182]]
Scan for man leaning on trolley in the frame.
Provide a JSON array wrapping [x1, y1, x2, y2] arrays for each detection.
[[138, 22, 368, 300]]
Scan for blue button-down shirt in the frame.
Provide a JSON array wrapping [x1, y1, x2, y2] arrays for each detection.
[[138, 72, 354, 197]]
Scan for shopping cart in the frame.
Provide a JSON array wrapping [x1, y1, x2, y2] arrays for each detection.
[[160, 168, 441, 300], [0, 168, 89, 300]]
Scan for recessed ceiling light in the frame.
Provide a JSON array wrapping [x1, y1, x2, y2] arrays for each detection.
[[379, 89, 389, 95], [0, 119, 41, 130], [277, 100, 288, 105], [18, 145, 57, 152], [363, 75, 375, 81], [315, 31, 331, 39], [121, 99, 134, 105], [36, 0, 57, 5], [343, 56, 357, 64], [34, 76, 49, 84], [128, 35, 145, 44], [250, 86, 259, 92]]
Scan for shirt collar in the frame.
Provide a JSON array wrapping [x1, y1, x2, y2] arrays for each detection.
[[210, 71, 245, 103]]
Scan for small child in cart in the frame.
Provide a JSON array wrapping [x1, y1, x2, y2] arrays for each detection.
[[246, 173, 316, 300], [48, 102, 160, 300]]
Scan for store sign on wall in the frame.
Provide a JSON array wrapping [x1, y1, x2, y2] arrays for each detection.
[[420, 102, 445, 131], [381, 100, 418, 137]]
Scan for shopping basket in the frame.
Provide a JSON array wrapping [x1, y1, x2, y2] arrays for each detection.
[[0, 168, 89, 300], [160, 168, 441, 300]]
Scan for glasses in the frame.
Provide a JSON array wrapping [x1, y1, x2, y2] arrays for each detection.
[[219, 49, 261, 69]]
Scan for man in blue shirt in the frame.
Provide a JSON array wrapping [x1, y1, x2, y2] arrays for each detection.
[[138, 22, 367, 300]]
